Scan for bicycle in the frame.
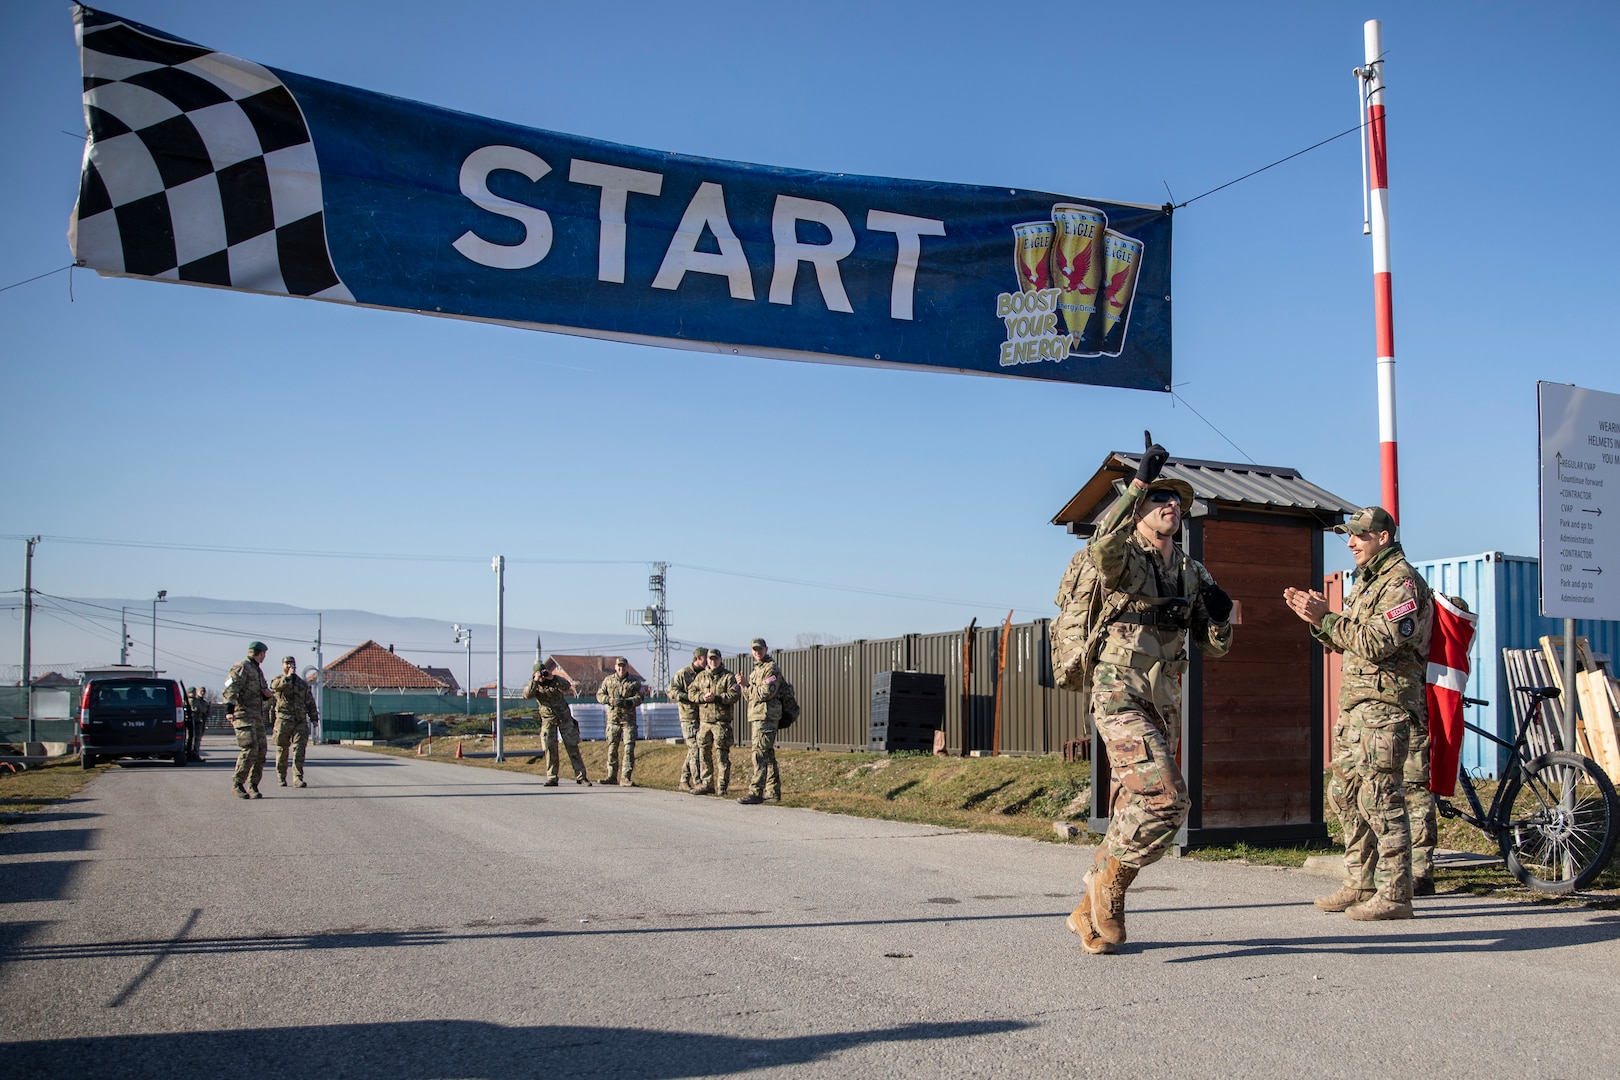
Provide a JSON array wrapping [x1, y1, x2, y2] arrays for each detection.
[[1438, 685, 1620, 893]]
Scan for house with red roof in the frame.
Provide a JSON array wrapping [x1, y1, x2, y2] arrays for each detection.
[[544, 654, 642, 698], [323, 640, 451, 693]]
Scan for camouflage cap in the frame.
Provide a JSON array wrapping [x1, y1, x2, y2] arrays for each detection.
[[750, 637, 767, 649], [1136, 478, 1194, 513], [533, 661, 545, 672], [1333, 506, 1397, 538], [707, 648, 723, 658], [614, 656, 629, 665], [248, 641, 268, 654], [693, 646, 708, 660], [281, 655, 297, 665]]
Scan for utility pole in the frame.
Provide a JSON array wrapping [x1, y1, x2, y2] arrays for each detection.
[[626, 561, 671, 695], [21, 537, 40, 742], [493, 555, 505, 763], [120, 607, 131, 665], [150, 589, 167, 674]]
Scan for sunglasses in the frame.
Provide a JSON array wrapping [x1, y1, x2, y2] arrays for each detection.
[[1146, 490, 1181, 505]]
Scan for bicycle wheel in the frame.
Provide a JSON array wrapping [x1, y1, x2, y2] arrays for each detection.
[[1497, 751, 1620, 893]]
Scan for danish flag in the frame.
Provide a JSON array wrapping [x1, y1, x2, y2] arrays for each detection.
[[1425, 592, 1478, 797]]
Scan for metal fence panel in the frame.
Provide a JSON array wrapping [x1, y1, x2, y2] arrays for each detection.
[[1, 685, 82, 745]]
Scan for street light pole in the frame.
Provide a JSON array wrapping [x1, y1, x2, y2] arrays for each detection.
[[492, 556, 505, 763], [453, 624, 472, 717], [150, 590, 167, 674]]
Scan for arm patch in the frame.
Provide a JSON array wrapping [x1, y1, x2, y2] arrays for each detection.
[[1384, 598, 1418, 622]]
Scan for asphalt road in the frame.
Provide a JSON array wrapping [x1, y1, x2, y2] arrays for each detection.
[[2, 737, 1617, 1079]]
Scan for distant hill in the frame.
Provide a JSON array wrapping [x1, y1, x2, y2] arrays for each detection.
[[1, 595, 684, 695]]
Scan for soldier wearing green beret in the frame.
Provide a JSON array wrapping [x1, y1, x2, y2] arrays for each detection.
[[221, 641, 272, 799]]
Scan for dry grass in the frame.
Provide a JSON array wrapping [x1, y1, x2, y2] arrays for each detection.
[[0, 755, 104, 831], [369, 736, 1099, 845]]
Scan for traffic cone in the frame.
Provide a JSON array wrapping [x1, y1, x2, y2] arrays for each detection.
[[455, 740, 463, 759]]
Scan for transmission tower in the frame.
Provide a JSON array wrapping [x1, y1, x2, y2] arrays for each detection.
[[625, 561, 671, 694]]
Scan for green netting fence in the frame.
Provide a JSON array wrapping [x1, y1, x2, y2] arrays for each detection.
[[319, 690, 532, 741]]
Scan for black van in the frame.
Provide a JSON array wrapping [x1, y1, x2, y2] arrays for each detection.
[[79, 677, 189, 769]]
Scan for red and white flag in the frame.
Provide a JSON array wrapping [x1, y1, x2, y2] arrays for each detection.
[[1425, 593, 1478, 797]]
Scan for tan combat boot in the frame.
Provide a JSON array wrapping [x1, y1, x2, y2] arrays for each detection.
[[1345, 895, 1414, 921], [1313, 884, 1375, 912], [1066, 881, 1114, 955], [1090, 854, 1139, 946]]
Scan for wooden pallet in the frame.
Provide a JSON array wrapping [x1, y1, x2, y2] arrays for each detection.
[[1501, 648, 1566, 757], [1539, 635, 1620, 782]]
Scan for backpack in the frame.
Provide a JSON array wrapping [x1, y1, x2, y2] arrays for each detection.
[[777, 679, 800, 729], [1049, 545, 1131, 697]]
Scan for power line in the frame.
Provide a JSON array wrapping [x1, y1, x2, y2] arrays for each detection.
[[1174, 117, 1369, 209], [0, 264, 73, 295], [1170, 390, 1258, 465], [4, 534, 1045, 616]]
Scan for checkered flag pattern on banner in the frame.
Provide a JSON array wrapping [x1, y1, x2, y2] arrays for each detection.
[[69, 6, 353, 301]]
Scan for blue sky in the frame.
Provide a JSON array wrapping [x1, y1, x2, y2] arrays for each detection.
[[3, 0, 1618, 667]]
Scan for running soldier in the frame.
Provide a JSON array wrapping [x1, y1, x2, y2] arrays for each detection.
[[270, 656, 318, 788], [222, 641, 273, 799], [737, 637, 782, 805], [1058, 439, 1235, 954], [1286, 505, 1433, 920], [669, 646, 709, 792], [689, 648, 739, 796], [596, 657, 644, 786], [524, 662, 592, 786]]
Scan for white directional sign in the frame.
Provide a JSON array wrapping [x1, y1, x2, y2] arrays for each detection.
[[1539, 382, 1620, 620]]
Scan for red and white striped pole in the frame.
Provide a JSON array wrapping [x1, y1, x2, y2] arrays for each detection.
[[1361, 19, 1399, 522]]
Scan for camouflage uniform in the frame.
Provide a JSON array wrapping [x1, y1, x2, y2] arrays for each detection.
[[523, 670, 589, 784], [1073, 482, 1233, 871], [221, 649, 272, 795], [668, 651, 707, 790], [596, 665, 644, 786], [689, 659, 739, 795], [1313, 540, 1433, 903], [743, 649, 783, 801], [185, 688, 208, 761], [271, 664, 318, 786]]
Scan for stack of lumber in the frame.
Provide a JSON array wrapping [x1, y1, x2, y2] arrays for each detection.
[[1501, 648, 1568, 757], [1537, 635, 1620, 781]]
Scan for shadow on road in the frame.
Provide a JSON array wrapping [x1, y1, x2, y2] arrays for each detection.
[[3, 1017, 1031, 1079], [0, 909, 1058, 970], [1149, 911, 1620, 961]]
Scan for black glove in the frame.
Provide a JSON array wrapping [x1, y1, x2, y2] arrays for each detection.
[[1202, 584, 1234, 623], [1136, 429, 1168, 484]]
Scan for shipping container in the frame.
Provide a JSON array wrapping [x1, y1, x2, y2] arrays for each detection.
[[1339, 552, 1620, 778]]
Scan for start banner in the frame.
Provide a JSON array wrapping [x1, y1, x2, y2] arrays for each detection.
[[67, 6, 1172, 390]]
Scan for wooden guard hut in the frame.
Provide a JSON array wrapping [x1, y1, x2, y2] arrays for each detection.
[[1052, 451, 1358, 851]]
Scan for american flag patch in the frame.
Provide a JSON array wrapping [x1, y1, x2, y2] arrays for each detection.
[[1384, 598, 1418, 622]]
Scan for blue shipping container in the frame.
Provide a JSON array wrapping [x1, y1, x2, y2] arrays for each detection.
[[1394, 553, 1620, 778]]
